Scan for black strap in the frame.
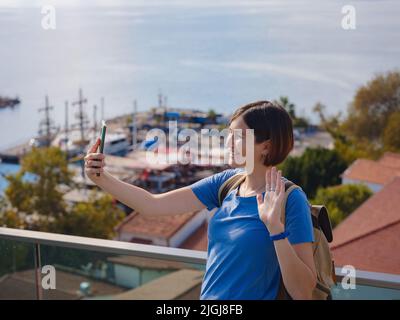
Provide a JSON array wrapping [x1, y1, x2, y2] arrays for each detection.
[[218, 173, 246, 207]]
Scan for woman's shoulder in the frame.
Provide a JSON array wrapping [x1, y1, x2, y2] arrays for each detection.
[[217, 167, 245, 179], [209, 167, 245, 188], [283, 179, 310, 210]]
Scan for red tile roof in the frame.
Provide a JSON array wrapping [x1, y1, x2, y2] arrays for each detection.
[[180, 221, 208, 251], [378, 152, 400, 169], [330, 177, 400, 274], [341, 158, 400, 185], [331, 221, 400, 275], [115, 210, 199, 240]]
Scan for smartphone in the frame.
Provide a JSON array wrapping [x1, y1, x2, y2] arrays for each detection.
[[96, 120, 107, 176]]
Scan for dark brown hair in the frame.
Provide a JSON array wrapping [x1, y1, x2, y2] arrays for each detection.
[[229, 100, 294, 166]]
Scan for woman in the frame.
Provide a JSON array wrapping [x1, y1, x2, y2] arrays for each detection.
[[84, 100, 317, 300]]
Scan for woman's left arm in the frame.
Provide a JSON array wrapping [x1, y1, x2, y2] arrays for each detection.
[[256, 167, 317, 300], [272, 238, 317, 299]]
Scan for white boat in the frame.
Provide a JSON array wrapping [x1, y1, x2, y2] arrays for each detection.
[[51, 128, 131, 157]]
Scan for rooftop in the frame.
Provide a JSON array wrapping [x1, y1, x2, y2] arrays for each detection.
[[331, 177, 400, 275], [179, 221, 208, 251], [341, 158, 400, 185], [378, 152, 400, 169], [115, 210, 200, 240]]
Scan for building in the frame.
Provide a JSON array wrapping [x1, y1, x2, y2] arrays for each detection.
[[377, 152, 400, 169], [341, 152, 400, 193], [330, 177, 400, 275], [114, 209, 208, 247], [179, 221, 208, 251]]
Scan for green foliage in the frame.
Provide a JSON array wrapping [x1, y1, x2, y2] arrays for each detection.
[[4, 147, 72, 219], [280, 147, 348, 198], [312, 184, 373, 228], [342, 71, 400, 146], [1, 147, 125, 239], [383, 111, 400, 152], [313, 101, 382, 163], [0, 238, 34, 277], [207, 109, 217, 120], [275, 96, 310, 128], [276, 96, 296, 119], [53, 191, 125, 239]]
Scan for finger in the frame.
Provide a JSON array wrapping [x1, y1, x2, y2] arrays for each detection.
[[270, 167, 276, 191], [256, 193, 264, 206], [86, 159, 104, 168], [86, 167, 103, 175], [265, 167, 271, 191], [85, 153, 105, 161], [278, 176, 285, 198], [276, 170, 282, 194], [88, 138, 101, 154]]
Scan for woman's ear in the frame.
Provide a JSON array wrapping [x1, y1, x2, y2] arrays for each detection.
[[262, 139, 271, 156]]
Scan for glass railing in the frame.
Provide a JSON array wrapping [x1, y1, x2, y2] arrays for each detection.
[[0, 227, 399, 300]]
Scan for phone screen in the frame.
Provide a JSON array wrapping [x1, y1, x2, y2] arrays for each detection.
[[99, 120, 107, 153]]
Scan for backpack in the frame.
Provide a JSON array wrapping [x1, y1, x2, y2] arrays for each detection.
[[217, 172, 337, 300]]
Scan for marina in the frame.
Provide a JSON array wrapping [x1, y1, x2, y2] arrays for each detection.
[[0, 88, 333, 200]]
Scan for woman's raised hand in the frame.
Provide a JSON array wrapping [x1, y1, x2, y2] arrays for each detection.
[[256, 167, 285, 235]]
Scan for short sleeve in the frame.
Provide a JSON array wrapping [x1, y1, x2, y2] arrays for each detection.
[[189, 168, 244, 211], [285, 188, 315, 245]]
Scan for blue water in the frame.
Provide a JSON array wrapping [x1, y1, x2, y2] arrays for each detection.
[[1, 0, 400, 151], [0, 163, 21, 194], [0, 162, 78, 194]]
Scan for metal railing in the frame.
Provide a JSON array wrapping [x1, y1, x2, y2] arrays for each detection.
[[1, 227, 399, 299]]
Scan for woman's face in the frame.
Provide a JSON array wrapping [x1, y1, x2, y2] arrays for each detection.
[[226, 115, 268, 168]]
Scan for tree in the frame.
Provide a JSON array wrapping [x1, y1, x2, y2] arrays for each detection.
[[4, 146, 72, 230], [383, 111, 400, 152], [342, 71, 400, 144], [280, 147, 348, 198], [276, 96, 309, 128], [2, 146, 125, 239], [207, 109, 217, 120], [276, 96, 296, 119], [312, 184, 373, 228], [53, 191, 125, 239], [0, 195, 25, 228], [313, 101, 380, 163]]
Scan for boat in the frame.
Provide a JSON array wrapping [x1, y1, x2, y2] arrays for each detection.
[[51, 128, 131, 158], [0, 96, 20, 109]]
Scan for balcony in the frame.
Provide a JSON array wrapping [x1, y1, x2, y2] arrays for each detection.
[[0, 227, 399, 300]]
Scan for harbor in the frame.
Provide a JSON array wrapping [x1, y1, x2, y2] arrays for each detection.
[[0, 88, 235, 199], [0, 88, 333, 198]]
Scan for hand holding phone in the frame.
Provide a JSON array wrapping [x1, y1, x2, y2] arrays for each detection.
[[96, 120, 107, 176]]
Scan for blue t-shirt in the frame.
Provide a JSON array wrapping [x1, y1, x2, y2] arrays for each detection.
[[189, 168, 314, 300]]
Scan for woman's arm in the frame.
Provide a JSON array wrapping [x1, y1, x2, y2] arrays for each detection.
[[271, 237, 317, 299], [256, 167, 317, 299], [84, 139, 206, 216], [92, 170, 206, 216]]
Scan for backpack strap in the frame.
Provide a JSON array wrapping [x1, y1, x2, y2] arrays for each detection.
[[217, 172, 246, 207], [280, 180, 302, 225]]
